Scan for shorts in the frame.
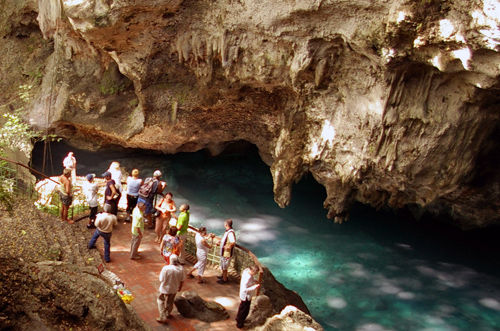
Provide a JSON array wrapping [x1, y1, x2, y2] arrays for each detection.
[[138, 197, 153, 215], [220, 256, 232, 271], [59, 192, 72, 206]]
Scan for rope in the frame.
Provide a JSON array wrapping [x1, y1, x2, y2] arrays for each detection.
[[42, 15, 60, 176]]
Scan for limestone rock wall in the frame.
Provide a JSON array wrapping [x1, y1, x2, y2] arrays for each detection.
[[1, 0, 500, 228]]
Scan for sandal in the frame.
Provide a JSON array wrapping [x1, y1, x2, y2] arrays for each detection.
[[188, 274, 194, 279], [197, 279, 206, 284]]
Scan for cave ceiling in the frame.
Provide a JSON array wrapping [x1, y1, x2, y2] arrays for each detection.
[[1, 0, 500, 229]]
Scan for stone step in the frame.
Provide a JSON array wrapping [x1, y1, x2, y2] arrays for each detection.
[[42, 213, 104, 269]]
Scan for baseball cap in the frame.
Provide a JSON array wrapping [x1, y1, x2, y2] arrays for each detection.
[[153, 170, 162, 177], [86, 174, 95, 181], [102, 171, 112, 178]]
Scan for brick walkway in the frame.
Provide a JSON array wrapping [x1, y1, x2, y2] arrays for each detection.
[[102, 216, 242, 331]]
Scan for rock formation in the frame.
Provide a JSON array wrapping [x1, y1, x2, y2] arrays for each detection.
[[254, 305, 324, 331], [1, 0, 500, 229], [174, 290, 229, 322], [0, 202, 149, 331], [246, 295, 276, 328]]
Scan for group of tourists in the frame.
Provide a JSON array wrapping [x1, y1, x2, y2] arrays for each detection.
[[58, 152, 260, 329]]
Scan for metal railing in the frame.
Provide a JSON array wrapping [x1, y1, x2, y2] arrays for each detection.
[[0, 156, 265, 289], [0, 156, 84, 219], [185, 225, 264, 293], [0, 156, 45, 207]]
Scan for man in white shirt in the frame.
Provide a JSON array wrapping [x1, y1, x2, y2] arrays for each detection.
[[236, 265, 260, 329], [62, 152, 76, 184], [156, 254, 185, 324], [216, 219, 236, 284], [88, 204, 117, 263], [83, 174, 99, 229]]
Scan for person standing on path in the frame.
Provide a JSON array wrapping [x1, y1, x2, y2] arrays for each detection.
[[186, 227, 214, 284], [102, 171, 119, 216], [125, 169, 142, 222], [236, 265, 260, 329], [88, 204, 118, 263], [58, 168, 73, 224], [155, 192, 177, 243], [62, 151, 76, 185], [137, 170, 162, 229], [156, 254, 185, 324], [83, 173, 98, 229], [175, 204, 190, 264], [160, 226, 180, 265], [108, 161, 123, 194], [216, 219, 236, 284], [130, 202, 146, 260]]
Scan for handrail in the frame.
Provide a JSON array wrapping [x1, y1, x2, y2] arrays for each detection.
[[187, 224, 264, 295], [0, 156, 59, 185]]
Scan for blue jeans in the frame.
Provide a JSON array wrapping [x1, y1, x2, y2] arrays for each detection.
[[89, 229, 112, 262]]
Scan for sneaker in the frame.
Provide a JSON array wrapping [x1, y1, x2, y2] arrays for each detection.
[[217, 276, 224, 280], [130, 256, 142, 260], [88, 246, 97, 250], [216, 279, 228, 285]]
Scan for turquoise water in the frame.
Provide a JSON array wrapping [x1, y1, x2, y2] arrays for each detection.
[[33, 143, 500, 331]]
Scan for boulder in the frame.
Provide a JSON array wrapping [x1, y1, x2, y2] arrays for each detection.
[[254, 305, 324, 331], [246, 295, 275, 328], [174, 290, 229, 322]]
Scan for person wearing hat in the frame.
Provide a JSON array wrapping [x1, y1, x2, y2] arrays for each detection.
[[137, 170, 163, 229], [102, 171, 119, 216], [58, 168, 73, 224], [83, 174, 99, 228], [156, 254, 185, 324], [88, 204, 118, 263]]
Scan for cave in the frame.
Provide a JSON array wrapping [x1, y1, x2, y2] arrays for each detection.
[[3, 0, 500, 330]]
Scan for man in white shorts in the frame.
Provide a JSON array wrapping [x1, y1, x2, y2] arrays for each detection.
[[216, 219, 236, 284]]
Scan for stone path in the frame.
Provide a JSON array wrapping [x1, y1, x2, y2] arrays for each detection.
[[34, 176, 244, 330], [92, 215, 242, 331]]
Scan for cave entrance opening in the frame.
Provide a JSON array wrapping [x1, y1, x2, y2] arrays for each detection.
[[29, 139, 500, 331]]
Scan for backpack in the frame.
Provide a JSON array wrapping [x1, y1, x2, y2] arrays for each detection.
[[138, 177, 157, 198]]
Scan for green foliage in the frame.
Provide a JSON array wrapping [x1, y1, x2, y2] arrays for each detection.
[[129, 99, 139, 107], [0, 85, 58, 210], [98, 66, 130, 95], [27, 68, 43, 84], [36, 188, 89, 220], [1, 109, 57, 154], [68, 203, 88, 218], [36, 203, 59, 217], [0, 179, 14, 211], [99, 83, 126, 95]]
